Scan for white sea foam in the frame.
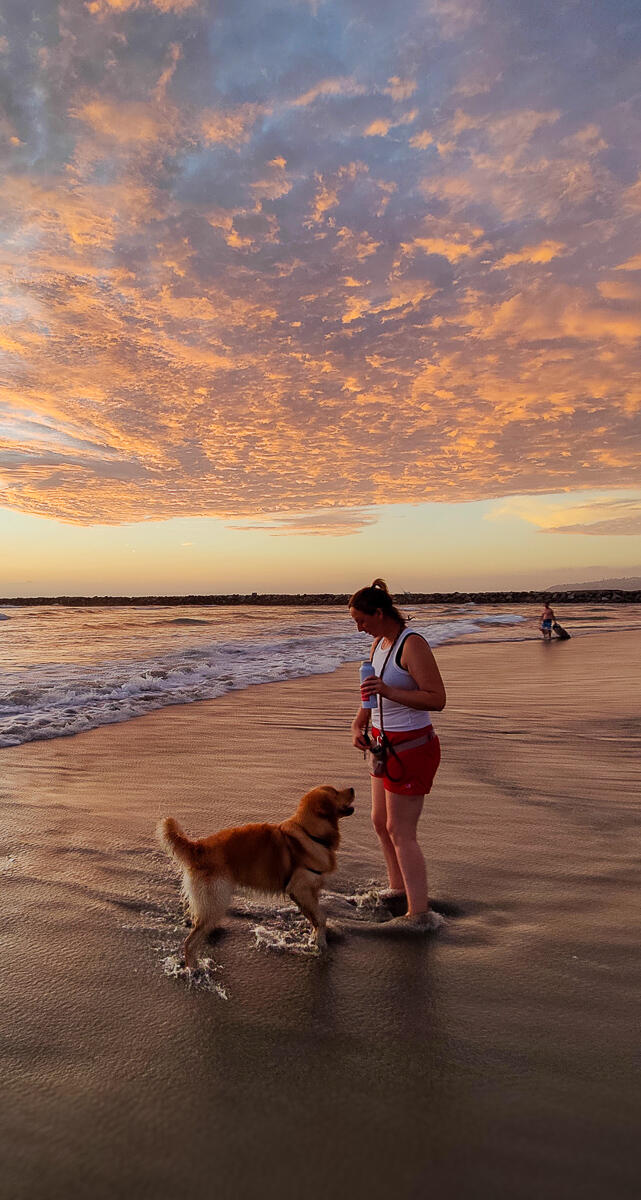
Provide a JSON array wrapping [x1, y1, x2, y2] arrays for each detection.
[[155, 888, 397, 964], [252, 922, 322, 956], [161, 954, 229, 997], [0, 604, 537, 748]]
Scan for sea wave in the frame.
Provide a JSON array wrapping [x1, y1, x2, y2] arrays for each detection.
[[0, 612, 527, 747]]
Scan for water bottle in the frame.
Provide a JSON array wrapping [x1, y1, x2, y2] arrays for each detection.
[[359, 661, 377, 709]]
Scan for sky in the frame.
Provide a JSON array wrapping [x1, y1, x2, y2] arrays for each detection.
[[1, 0, 640, 595]]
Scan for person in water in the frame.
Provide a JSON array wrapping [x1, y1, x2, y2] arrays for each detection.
[[540, 600, 556, 641], [349, 579, 446, 931]]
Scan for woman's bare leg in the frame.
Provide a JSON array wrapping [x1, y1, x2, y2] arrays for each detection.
[[370, 776, 404, 890], [385, 792, 428, 915]]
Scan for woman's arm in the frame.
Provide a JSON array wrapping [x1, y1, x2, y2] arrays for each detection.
[[361, 635, 446, 712], [351, 705, 371, 749]]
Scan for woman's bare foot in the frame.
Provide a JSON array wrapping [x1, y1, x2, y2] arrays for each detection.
[[385, 911, 445, 933], [378, 888, 408, 915]]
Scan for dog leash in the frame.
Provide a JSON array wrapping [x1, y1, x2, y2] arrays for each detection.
[[363, 631, 403, 772], [363, 631, 401, 744]]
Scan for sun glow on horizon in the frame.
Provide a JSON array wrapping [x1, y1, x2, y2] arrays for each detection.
[[2, 492, 640, 597]]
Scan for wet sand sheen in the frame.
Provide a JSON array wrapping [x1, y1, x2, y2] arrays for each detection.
[[1, 632, 639, 1199]]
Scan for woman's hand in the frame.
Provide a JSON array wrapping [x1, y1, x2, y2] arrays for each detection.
[[351, 715, 370, 750], [360, 674, 387, 699]]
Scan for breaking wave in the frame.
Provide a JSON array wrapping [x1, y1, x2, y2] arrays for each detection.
[[0, 609, 528, 747]]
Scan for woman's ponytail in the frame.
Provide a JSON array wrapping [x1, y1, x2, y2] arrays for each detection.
[[348, 579, 406, 626]]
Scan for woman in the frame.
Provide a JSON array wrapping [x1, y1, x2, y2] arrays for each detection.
[[349, 579, 446, 930]]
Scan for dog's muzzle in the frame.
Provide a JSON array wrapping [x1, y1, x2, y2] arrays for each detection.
[[341, 787, 355, 815]]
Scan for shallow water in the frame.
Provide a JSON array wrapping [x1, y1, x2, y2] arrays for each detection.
[[1, 632, 639, 1199]]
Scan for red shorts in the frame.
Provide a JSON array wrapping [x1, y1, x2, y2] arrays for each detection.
[[371, 726, 441, 796]]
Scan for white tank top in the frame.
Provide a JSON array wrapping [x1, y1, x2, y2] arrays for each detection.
[[371, 627, 433, 732]]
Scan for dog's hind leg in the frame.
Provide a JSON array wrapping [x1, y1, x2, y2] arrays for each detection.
[[182, 874, 233, 968], [287, 871, 327, 950], [183, 921, 209, 968]]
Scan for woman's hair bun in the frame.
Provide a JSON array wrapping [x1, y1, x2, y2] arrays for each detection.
[[348, 579, 405, 625]]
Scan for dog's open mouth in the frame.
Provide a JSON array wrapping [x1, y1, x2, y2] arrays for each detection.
[[342, 805, 355, 816]]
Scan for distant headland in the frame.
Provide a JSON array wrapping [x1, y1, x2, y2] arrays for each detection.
[[1, 589, 640, 607]]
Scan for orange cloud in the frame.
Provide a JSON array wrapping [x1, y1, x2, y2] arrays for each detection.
[[1, 0, 639, 530], [400, 215, 489, 264], [488, 495, 641, 536], [409, 130, 433, 149], [403, 235, 478, 262], [615, 253, 641, 271], [461, 283, 641, 344], [334, 227, 381, 260], [307, 163, 368, 225], [365, 119, 392, 137], [365, 110, 417, 137], [342, 295, 371, 324], [201, 104, 266, 146], [228, 509, 378, 536], [87, 0, 198, 12], [72, 99, 165, 143], [622, 175, 641, 211], [597, 279, 641, 301], [492, 240, 566, 269], [291, 77, 366, 107], [384, 77, 417, 101]]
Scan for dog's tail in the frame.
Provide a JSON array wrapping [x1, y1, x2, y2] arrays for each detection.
[[157, 817, 204, 868]]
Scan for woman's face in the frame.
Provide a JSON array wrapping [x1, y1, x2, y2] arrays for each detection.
[[349, 606, 382, 636]]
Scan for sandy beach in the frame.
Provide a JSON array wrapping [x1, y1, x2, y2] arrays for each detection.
[[2, 631, 639, 1200]]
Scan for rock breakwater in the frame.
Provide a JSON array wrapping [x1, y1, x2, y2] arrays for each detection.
[[1, 590, 640, 607]]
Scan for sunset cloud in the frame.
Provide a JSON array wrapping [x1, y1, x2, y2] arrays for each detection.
[[72, 100, 165, 144], [87, 0, 198, 13], [384, 78, 417, 102], [228, 509, 378, 536], [492, 241, 566, 270], [488, 495, 641, 537], [200, 103, 267, 146], [0, 0, 639, 530], [291, 77, 366, 107]]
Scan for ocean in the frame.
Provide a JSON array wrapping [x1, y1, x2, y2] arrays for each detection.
[[1, 600, 640, 748]]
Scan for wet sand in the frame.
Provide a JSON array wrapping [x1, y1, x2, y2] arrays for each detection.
[[1, 632, 639, 1199]]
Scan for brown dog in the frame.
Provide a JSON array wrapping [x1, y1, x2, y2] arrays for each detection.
[[158, 785, 355, 966]]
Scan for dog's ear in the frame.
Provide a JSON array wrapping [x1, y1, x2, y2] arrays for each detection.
[[314, 788, 340, 822], [300, 786, 338, 824]]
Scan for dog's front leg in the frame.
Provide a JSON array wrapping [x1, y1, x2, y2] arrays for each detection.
[[288, 873, 327, 950]]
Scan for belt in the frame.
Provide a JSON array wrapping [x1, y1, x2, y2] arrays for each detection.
[[373, 728, 436, 752], [393, 731, 435, 752]]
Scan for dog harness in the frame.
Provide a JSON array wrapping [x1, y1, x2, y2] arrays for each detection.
[[282, 829, 334, 892]]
